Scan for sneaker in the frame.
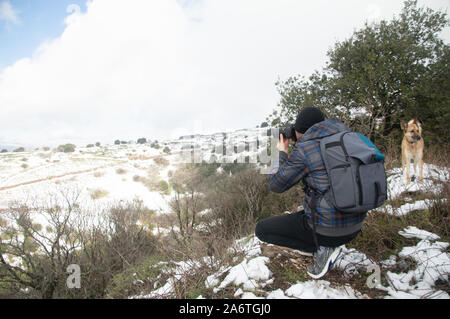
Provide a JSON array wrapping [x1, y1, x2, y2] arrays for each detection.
[[306, 246, 343, 279]]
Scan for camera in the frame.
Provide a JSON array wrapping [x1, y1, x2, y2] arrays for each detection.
[[279, 124, 297, 142]]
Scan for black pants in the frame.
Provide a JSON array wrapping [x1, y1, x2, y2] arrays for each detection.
[[255, 211, 360, 253]]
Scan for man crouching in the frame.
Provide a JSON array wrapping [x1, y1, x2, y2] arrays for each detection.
[[255, 107, 366, 279]]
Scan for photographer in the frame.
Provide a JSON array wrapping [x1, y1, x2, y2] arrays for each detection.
[[255, 107, 366, 279]]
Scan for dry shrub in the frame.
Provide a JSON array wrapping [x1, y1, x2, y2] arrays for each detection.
[[153, 156, 169, 167], [0, 192, 158, 299], [89, 188, 109, 200], [93, 171, 104, 178], [116, 168, 127, 175]]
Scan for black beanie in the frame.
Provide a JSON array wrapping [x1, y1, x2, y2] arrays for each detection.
[[294, 107, 325, 134]]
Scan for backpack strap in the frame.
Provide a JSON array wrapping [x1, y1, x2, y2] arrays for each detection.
[[303, 182, 326, 252], [310, 191, 320, 252]]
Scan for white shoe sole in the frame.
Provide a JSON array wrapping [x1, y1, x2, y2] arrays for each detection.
[[307, 246, 343, 279], [296, 250, 313, 257]]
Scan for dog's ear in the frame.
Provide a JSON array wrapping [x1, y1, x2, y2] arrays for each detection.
[[400, 120, 407, 131], [415, 118, 422, 134]]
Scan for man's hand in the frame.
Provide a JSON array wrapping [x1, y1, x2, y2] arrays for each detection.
[[277, 134, 290, 153]]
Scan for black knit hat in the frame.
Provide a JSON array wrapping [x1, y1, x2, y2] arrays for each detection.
[[294, 107, 325, 134]]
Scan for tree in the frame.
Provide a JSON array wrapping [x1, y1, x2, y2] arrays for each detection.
[[269, 1, 449, 144], [0, 190, 157, 299], [137, 138, 147, 144], [95, 142, 101, 147], [114, 140, 121, 145], [151, 143, 160, 149], [57, 144, 76, 153], [0, 190, 83, 298], [168, 166, 204, 244]]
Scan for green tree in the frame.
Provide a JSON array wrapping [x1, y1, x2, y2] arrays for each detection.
[[137, 138, 147, 144], [57, 144, 76, 153], [269, 1, 449, 145]]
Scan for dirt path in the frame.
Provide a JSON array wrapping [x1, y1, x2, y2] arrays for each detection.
[[0, 165, 111, 192]]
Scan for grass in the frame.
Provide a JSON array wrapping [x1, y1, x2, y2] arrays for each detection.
[[106, 255, 165, 299]]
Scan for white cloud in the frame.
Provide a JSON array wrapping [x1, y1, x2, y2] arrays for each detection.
[[0, 0, 448, 147], [0, 1, 19, 25]]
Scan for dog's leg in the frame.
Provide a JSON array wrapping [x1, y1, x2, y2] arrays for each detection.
[[419, 157, 423, 183], [401, 151, 405, 174], [405, 158, 410, 185]]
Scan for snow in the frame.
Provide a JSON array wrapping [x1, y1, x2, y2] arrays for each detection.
[[386, 164, 449, 200], [136, 235, 371, 299], [337, 226, 450, 299], [1, 129, 449, 300], [215, 256, 272, 292], [335, 246, 375, 277], [285, 281, 362, 299], [380, 234, 450, 299], [398, 226, 440, 241]]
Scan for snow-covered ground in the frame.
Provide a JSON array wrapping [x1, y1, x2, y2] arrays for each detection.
[[132, 162, 449, 299], [0, 127, 271, 213], [1, 129, 449, 299]]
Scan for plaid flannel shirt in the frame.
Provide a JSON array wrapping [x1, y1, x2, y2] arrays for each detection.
[[269, 119, 366, 237]]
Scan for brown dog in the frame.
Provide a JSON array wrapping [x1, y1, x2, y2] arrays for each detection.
[[401, 119, 424, 184]]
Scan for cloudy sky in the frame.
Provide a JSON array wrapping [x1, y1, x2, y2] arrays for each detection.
[[0, 0, 449, 148]]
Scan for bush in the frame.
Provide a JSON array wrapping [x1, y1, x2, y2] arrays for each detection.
[[89, 188, 109, 200], [151, 143, 160, 149], [116, 168, 127, 175], [163, 146, 171, 154], [158, 180, 169, 194], [106, 255, 164, 298], [137, 138, 147, 144], [153, 156, 169, 167], [114, 140, 121, 145], [13, 147, 25, 152], [57, 144, 76, 153], [1, 149, 7, 153], [95, 142, 101, 147], [86, 144, 94, 148]]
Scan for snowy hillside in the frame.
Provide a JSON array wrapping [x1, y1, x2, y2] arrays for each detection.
[[0, 127, 270, 214], [132, 160, 448, 299], [0, 128, 449, 299]]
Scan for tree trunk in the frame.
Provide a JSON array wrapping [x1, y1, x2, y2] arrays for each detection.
[[42, 281, 56, 299]]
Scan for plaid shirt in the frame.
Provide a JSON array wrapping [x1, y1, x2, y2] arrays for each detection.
[[269, 119, 366, 236]]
